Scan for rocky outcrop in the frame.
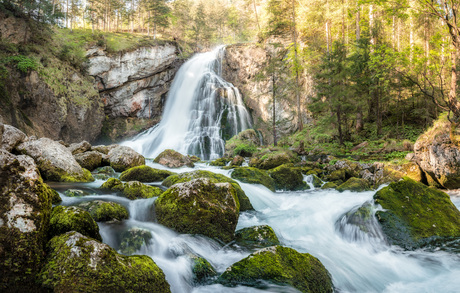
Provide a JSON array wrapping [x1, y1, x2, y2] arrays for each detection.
[[107, 145, 145, 172], [87, 44, 181, 142]]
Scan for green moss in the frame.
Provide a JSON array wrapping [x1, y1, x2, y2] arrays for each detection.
[[268, 164, 307, 191], [101, 178, 124, 190], [154, 149, 194, 168], [93, 166, 117, 177], [39, 159, 95, 182], [119, 165, 175, 182], [101, 178, 162, 199], [311, 174, 323, 188], [225, 129, 260, 157], [218, 246, 333, 293], [47, 184, 62, 204], [231, 167, 276, 191], [48, 206, 102, 241], [162, 170, 253, 211], [64, 189, 90, 197], [251, 150, 300, 170], [38, 232, 171, 292], [155, 179, 240, 243], [119, 228, 153, 256], [374, 177, 460, 249], [325, 169, 346, 182], [321, 182, 338, 189], [78, 200, 129, 222], [191, 256, 217, 284], [210, 158, 231, 167], [336, 177, 371, 192], [235, 225, 280, 249]]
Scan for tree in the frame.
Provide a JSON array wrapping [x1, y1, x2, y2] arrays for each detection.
[[145, 0, 170, 39]]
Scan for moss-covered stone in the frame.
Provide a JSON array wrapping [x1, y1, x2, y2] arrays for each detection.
[[101, 178, 163, 200], [336, 177, 371, 192], [374, 162, 422, 187], [119, 165, 175, 182], [119, 228, 153, 255], [230, 155, 245, 167], [49, 186, 62, 204], [93, 166, 117, 178], [108, 146, 145, 172], [218, 246, 333, 293], [324, 169, 346, 182], [321, 182, 338, 189], [235, 225, 280, 249], [162, 170, 253, 211], [78, 200, 129, 222], [74, 151, 103, 171], [268, 164, 307, 191], [250, 150, 299, 170], [225, 129, 260, 157], [191, 255, 217, 284], [210, 157, 231, 166], [374, 177, 460, 249], [155, 178, 240, 243], [38, 232, 171, 292], [311, 174, 323, 188], [49, 206, 102, 241], [64, 189, 90, 197], [231, 167, 276, 191], [154, 149, 194, 168]]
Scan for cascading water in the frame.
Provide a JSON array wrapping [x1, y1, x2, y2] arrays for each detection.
[[123, 46, 252, 160]]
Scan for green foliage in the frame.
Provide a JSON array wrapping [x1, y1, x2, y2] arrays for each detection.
[[4, 55, 38, 73]]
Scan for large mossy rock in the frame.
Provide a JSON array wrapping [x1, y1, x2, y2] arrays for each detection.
[[49, 206, 102, 241], [336, 177, 371, 192], [101, 178, 163, 200], [74, 151, 104, 171], [108, 145, 145, 172], [1, 124, 27, 152], [119, 228, 153, 255], [191, 255, 217, 284], [374, 177, 460, 249], [155, 178, 240, 243], [373, 162, 423, 187], [16, 137, 94, 182], [78, 200, 129, 222], [268, 164, 307, 191], [218, 246, 333, 293], [0, 150, 54, 291], [231, 167, 276, 191], [120, 165, 175, 182], [162, 170, 253, 211], [154, 149, 194, 168], [235, 225, 280, 249], [225, 129, 260, 157], [250, 150, 299, 170], [38, 232, 171, 292]]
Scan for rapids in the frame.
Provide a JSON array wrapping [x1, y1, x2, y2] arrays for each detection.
[[53, 162, 460, 293]]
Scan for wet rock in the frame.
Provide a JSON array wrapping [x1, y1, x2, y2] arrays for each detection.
[[231, 167, 276, 191], [92, 166, 117, 180], [64, 189, 90, 197], [68, 141, 92, 155], [74, 151, 104, 171], [336, 177, 372, 192], [101, 178, 163, 200], [38, 232, 170, 292], [16, 138, 94, 182], [218, 246, 333, 292], [225, 129, 260, 157], [119, 228, 153, 255], [210, 157, 231, 167], [119, 165, 175, 182], [230, 155, 244, 167], [78, 200, 129, 222], [108, 145, 145, 172], [269, 164, 307, 191], [311, 174, 323, 188], [48, 206, 102, 241], [191, 255, 217, 285], [235, 225, 280, 249], [154, 149, 194, 168], [155, 178, 240, 243], [1, 124, 27, 152], [250, 150, 299, 170], [321, 182, 338, 189], [92, 144, 117, 155]]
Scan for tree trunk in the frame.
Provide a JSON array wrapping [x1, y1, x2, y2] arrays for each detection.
[[272, 71, 277, 146], [292, 0, 303, 131], [356, 4, 360, 41], [337, 104, 344, 145], [253, 0, 261, 33], [356, 107, 364, 131]]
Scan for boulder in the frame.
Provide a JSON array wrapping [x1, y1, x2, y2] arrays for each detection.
[[336, 177, 372, 192], [92, 144, 117, 155], [155, 178, 240, 243], [16, 138, 94, 182], [119, 227, 153, 255], [92, 166, 117, 180], [74, 151, 104, 171], [191, 255, 217, 285], [101, 178, 163, 200], [64, 189, 90, 197], [68, 141, 92, 155], [210, 157, 231, 167], [231, 167, 276, 191], [38, 232, 170, 292], [1, 124, 27, 152], [321, 182, 338, 189], [154, 149, 194, 168], [230, 155, 244, 167], [269, 164, 307, 191], [78, 200, 129, 222], [310, 174, 323, 188], [48, 206, 102, 241], [373, 162, 423, 187], [0, 150, 54, 291], [374, 177, 460, 249], [250, 150, 299, 170], [50, 188, 62, 204], [162, 170, 253, 211], [119, 165, 175, 182], [218, 246, 333, 293], [108, 145, 145, 172], [235, 225, 280, 249], [225, 129, 260, 157]]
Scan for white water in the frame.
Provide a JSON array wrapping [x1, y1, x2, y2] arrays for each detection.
[[122, 46, 251, 160], [57, 163, 460, 293]]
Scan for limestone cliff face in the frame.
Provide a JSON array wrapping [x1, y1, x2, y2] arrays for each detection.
[[223, 44, 310, 143], [87, 44, 181, 143]]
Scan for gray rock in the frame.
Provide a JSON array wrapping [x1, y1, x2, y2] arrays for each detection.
[[1, 124, 27, 152], [68, 141, 92, 155], [74, 151, 104, 171], [108, 145, 145, 172]]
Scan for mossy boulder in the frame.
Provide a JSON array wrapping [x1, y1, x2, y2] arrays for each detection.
[[210, 157, 231, 166], [155, 178, 240, 243], [324, 169, 346, 182], [49, 206, 102, 241], [93, 166, 117, 177], [68, 141, 92, 155], [231, 167, 276, 191], [78, 200, 129, 222], [108, 145, 145, 172], [336, 177, 371, 192], [101, 178, 163, 200], [225, 129, 261, 157], [218, 246, 333, 293], [162, 170, 253, 211], [119, 228, 153, 255], [74, 151, 104, 171], [268, 164, 307, 191], [154, 149, 194, 168], [250, 150, 299, 170], [373, 162, 423, 187], [120, 165, 175, 182], [64, 189, 90, 197], [374, 177, 460, 249], [191, 255, 217, 284], [235, 225, 280, 249], [38, 232, 171, 292], [321, 182, 338, 189], [50, 188, 62, 204], [311, 174, 323, 188], [230, 155, 245, 167], [0, 151, 53, 291]]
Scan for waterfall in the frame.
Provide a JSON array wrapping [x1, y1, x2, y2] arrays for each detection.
[[123, 46, 252, 160]]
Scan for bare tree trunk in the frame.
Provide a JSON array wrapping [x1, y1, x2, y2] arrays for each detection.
[[253, 0, 261, 33], [272, 71, 277, 146], [292, 0, 303, 131], [356, 4, 360, 41]]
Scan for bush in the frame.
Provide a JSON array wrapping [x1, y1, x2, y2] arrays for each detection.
[[6, 55, 38, 73]]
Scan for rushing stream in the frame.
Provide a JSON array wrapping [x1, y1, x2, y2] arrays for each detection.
[[52, 162, 460, 293]]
